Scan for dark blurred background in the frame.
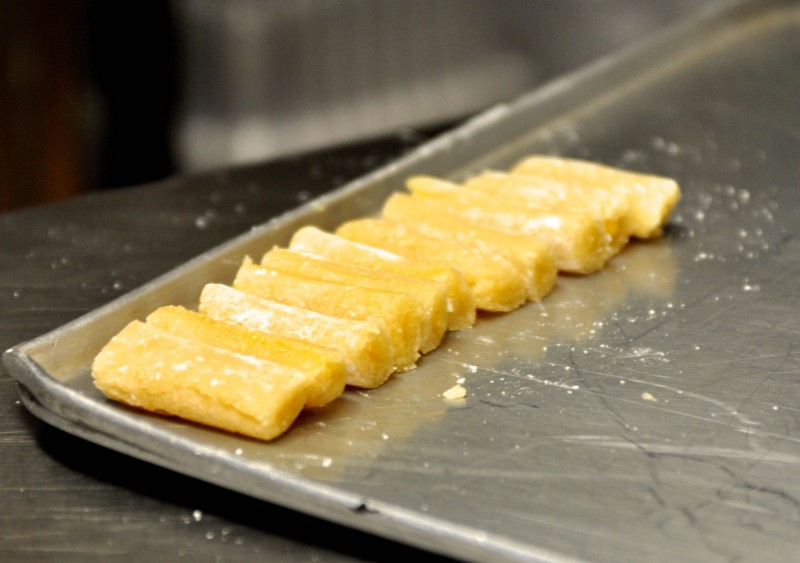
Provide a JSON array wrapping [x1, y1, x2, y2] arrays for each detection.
[[1, 0, 717, 211]]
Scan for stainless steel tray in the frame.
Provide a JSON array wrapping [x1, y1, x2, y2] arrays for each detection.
[[6, 1, 800, 560]]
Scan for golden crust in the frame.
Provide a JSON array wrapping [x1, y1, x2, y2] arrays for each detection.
[[382, 192, 557, 303], [92, 155, 680, 441], [199, 283, 395, 389], [260, 247, 448, 354], [511, 156, 681, 239], [337, 218, 528, 312], [146, 305, 347, 408], [233, 258, 422, 372], [406, 175, 615, 274], [92, 320, 309, 441], [289, 226, 476, 330]]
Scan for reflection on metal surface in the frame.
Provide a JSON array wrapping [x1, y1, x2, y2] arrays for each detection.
[[258, 235, 677, 483], [172, 0, 716, 170]]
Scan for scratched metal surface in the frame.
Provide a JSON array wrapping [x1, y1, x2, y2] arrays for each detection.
[[5, 0, 800, 560]]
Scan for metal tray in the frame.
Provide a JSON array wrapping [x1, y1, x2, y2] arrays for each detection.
[[6, 0, 800, 560]]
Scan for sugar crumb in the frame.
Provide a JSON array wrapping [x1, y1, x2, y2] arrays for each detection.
[[443, 384, 467, 400]]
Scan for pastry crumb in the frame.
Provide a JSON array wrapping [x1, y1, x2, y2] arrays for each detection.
[[443, 384, 467, 400]]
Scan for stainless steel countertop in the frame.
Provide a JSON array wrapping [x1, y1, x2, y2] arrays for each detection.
[[0, 133, 452, 562]]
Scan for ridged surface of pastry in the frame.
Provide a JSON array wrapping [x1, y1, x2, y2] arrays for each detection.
[[92, 320, 309, 441], [511, 156, 681, 238], [260, 247, 448, 353], [460, 171, 632, 252], [199, 283, 394, 388], [234, 259, 422, 371], [146, 305, 347, 408], [406, 176, 614, 273], [382, 193, 557, 302], [289, 226, 476, 330], [337, 218, 528, 312]]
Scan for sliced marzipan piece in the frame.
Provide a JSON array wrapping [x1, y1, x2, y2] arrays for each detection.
[[382, 193, 557, 302], [336, 218, 528, 312], [510, 156, 681, 238], [199, 284, 394, 388], [460, 171, 631, 253], [289, 226, 476, 330], [92, 320, 309, 441], [260, 247, 447, 354], [146, 305, 347, 408], [234, 258, 421, 372], [406, 176, 613, 274]]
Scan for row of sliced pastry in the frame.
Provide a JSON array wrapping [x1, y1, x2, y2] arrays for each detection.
[[92, 156, 680, 441]]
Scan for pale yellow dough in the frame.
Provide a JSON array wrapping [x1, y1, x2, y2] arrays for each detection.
[[406, 175, 615, 274], [260, 247, 449, 354], [92, 320, 309, 441], [289, 226, 476, 330], [146, 305, 347, 408], [511, 156, 681, 239], [382, 192, 557, 303], [337, 218, 528, 312], [199, 283, 395, 389], [234, 258, 422, 372], [91, 154, 681, 442]]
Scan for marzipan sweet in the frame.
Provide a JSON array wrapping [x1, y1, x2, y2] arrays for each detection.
[[146, 305, 347, 408], [337, 218, 529, 312], [406, 175, 615, 274], [289, 226, 476, 330], [260, 247, 448, 354], [199, 283, 395, 389], [92, 155, 681, 442], [92, 320, 310, 441], [511, 156, 681, 238], [382, 193, 557, 303], [234, 258, 423, 371]]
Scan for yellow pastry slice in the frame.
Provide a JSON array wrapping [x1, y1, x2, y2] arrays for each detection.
[[289, 226, 476, 330], [146, 305, 347, 408], [382, 192, 557, 302], [92, 320, 309, 441], [406, 175, 614, 274], [234, 259, 422, 372], [199, 284, 394, 388], [460, 171, 631, 253], [260, 247, 448, 354], [510, 155, 681, 238], [337, 218, 528, 312]]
